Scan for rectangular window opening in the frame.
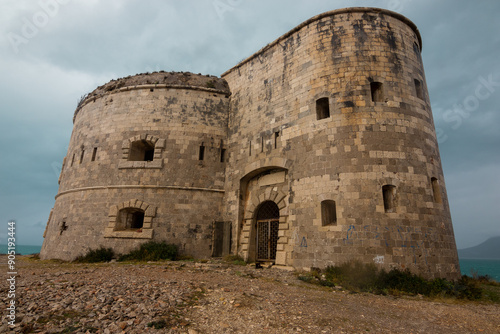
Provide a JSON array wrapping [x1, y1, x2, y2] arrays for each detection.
[[316, 97, 330, 120], [382, 185, 396, 213], [199, 143, 205, 161], [71, 154, 75, 167], [91, 147, 98, 162], [220, 148, 226, 163], [321, 200, 337, 226], [431, 177, 442, 204], [274, 131, 279, 149], [79, 150, 85, 164], [414, 79, 424, 99], [249, 140, 252, 156], [261, 137, 264, 152], [371, 82, 384, 102]]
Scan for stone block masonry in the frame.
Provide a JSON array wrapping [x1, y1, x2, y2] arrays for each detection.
[[41, 7, 460, 280]]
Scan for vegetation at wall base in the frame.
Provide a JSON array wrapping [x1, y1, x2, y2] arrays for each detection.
[[223, 254, 246, 266], [118, 241, 178, 262], [73, 247, 114, 263], [297, 260, 499, 302]]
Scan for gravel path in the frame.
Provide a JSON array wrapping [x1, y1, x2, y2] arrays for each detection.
[[1, 256, 499, 333]]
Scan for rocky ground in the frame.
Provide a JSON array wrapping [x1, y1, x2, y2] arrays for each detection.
[[1, 256, 499, 333]]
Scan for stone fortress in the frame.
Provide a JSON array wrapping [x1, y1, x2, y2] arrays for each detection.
[[41, 7, 460, 279]]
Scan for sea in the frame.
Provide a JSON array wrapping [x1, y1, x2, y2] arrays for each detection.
[[1, 245, 499, 282]]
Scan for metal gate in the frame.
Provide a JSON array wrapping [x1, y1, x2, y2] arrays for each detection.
[[257, 220, 279, 261], [255, 201, 280, 261]]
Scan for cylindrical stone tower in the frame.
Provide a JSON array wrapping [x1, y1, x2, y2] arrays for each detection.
[[221, 7, 460, 279], [41, 7, 460, 280], [41, 72, 230, 260]]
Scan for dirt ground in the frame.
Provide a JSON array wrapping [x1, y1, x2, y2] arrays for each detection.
[[1, 256, 499, 333]]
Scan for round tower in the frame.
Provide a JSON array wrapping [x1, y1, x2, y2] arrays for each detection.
[[222, 7, 460, 279], [41, 72, 230, 260]]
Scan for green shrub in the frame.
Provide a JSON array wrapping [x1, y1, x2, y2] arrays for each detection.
[[223, 254, 246, 266], [302, 261, 486, 301], [324, 260, 379, 292], [74, 247, 114, 263], [118, 241, 178, 262], [453, 275, 482, 300]]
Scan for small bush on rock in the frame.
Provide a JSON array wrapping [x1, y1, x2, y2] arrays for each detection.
[[299, 260, 485, 301], [74, 247, 114, 263], [118, 241, 178, 262]]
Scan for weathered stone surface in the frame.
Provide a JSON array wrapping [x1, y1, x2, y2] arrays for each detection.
[[41, 7, 459, 279]]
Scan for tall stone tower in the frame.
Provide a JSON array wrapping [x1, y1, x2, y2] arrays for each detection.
[[41, 8, 460, 280], [41, 73, 230, 260]]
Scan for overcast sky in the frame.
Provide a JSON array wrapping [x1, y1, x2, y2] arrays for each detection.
[[0, 0, 498, 249]]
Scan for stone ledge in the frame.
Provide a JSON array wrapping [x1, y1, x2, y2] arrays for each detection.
[[118, 160, 163, 169], [104, 228, 154, 239]]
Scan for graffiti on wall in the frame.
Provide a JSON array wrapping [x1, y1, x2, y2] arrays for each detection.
[[343, 225, 439, 265]]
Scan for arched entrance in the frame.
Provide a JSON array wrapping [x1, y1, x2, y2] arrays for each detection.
[[255, 201, 280, 261]]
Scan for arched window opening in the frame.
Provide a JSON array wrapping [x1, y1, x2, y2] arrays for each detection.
[[116, 208, 145, 230], [256, 201, 280, 220], [129, 140, 155, 161], [321, 200, 337, 226], [431, 177, 442, 204], [382, 185, 397, 213], [316, 97, 330, 120], [371, 82, 384, 102]]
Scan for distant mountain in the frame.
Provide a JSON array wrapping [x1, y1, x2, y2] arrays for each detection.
[[458, 236, 500, 259]]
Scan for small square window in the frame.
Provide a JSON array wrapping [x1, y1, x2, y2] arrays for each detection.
[[371, 82, 384, 102], [316, 98, 330, 120], [321, 200, 337, 226]]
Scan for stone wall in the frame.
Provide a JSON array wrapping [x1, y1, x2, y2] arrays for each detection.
[[41, 73, 230, 261], [41, 8, 460, 279], [222, 8, 459, 279]]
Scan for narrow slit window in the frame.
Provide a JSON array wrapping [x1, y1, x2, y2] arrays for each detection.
[[414, 79, 424, 99], [274, 131, 279, 149], [382, 185, 397, 213], [199, 143, 205, 161], [371, 82, 384, 102], [321, 200, 337, 226], [431, 177, 442, 204], [71, 153, 75, 167], [91, 147, 98, 161], [249, 140, 252, 156], [79, 149, 85, 164], [220, 148, 226, 163], [261, 137, 264, 152], [316, 97, 330, 120]]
